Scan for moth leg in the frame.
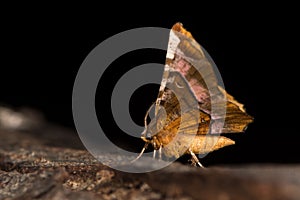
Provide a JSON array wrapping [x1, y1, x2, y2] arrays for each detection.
[[158, 146, 162, 160], [189, 150, 205, 168], [153, 149, 156, 159]]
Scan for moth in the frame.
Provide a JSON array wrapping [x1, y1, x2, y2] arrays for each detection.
[[132, 23, 253, 167]]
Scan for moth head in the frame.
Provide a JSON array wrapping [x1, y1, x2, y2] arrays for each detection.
[[141, 128, 152, 142]]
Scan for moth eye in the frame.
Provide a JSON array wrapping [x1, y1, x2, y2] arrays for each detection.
[[146, 136, 152, 140], [146, 132, 152, 140]]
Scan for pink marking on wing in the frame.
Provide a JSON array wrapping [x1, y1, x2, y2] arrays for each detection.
[[176, 59, 185, 68], [174, 59, 191, 76], [189, 78, 209, 102], [171, 56, 210, 103], [189, 78, 198, 86]]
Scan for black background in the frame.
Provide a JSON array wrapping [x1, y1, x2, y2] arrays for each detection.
[[1, 10, 299, 165]]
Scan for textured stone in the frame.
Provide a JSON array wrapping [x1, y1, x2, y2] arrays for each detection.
[[0, 107, 300, 200]]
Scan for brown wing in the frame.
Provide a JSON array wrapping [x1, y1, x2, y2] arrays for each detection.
[[153, 23, 253, 137]]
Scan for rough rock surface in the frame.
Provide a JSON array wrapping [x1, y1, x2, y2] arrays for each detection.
[[1, 107, 300, 200]]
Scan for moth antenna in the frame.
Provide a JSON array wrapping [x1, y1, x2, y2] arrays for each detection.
[[131, 143, 148, 163], [190, 151, 205, 168]]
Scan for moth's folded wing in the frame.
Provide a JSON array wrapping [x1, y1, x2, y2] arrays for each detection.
[[154, 23, 253, 136], [154, 70, 200, 132], [177, 109, 210, 135], [219, 87, 254, 133], [171, 23, 254, 134]]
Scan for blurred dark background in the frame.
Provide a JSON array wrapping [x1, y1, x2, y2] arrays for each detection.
[[1, 10, 298, 166]]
